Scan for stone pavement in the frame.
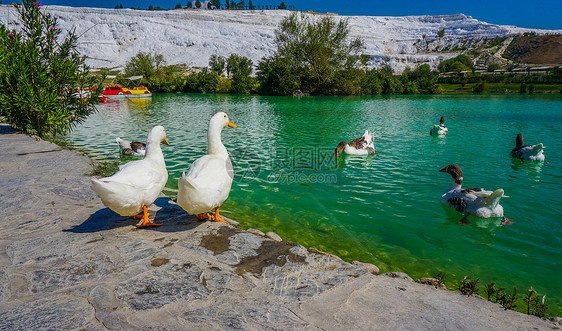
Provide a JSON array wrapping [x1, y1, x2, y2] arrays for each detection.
[[0, 124, 559, 330]]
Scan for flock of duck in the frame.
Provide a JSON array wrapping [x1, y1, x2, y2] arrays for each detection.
[[91, 112, 546, 228], [91, 112, 236, 227]]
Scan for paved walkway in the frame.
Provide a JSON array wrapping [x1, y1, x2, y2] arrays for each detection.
[[0, 124, 559, 330]]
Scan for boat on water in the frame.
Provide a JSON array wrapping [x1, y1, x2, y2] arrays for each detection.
[[101, 75, 152, 99]]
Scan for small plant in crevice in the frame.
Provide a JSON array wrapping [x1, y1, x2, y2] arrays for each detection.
[[458, 276, 479, 296], [531, 294, 548, 318], [523, 287, 549, 318], [485, 282, 496, 301], [524, 288, 536, 315], [497, 286, 517, 310]]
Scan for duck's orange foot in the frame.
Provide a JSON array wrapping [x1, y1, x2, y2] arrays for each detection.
[[210, 207, 229, 224], [134, 205, 163, 228], [195, 213, 211, 221], [136, 220, 163, 228], [209, 214, 229, 224], [501, 217, 514, 225], [457, 215, 471, 225]]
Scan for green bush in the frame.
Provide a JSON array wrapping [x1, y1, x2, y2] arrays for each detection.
[[438, 54, 473, 73], [256, 55, 299, 95], [274, 12, 364, 95], [227, 54, 253, 94], [124, 51, 165, 83], [0, 0, 101, 137]]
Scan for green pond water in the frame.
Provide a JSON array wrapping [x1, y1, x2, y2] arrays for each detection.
[[66, 94, 562, 315]]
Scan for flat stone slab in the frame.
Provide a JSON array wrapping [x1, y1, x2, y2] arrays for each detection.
[[0, 124, 558, 330]]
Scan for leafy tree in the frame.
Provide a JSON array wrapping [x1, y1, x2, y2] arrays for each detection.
[[230, 0, 236, 9], [403, 81, 419, 94], [227, 54, 253, 94], [438, 54, 473, 73], [196, 71, 220, 93], [361, 69, 383, 95], [0, 0, 102, 137], [209, 54, 226, 75], [406, 64, 441, 94], [248, 0, 254, 9], [437, 28, 445, 39], [278, 1, 287, 9], [274, 12, 364, 95], [124, 51, 166, 83], [186, 1, 192, 8], [256, 55, 299, 95], [174, 3, 182, 9], [487, 63, 503, 72], [237, 1, 245, 9], [450, 61, 470, 72], [195, 0, 201, 8], [472, 80, 487, 93], [148, 5, 153, 10]]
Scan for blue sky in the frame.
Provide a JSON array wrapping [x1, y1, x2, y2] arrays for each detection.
[[37, 0, 562, 29]]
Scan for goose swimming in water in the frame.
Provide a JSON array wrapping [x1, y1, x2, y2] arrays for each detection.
[[510, 133, 545, 162], [439, 164, 512, 225], [335, 130, 375, 157], [430, 116, 448, 136], [116, 137, 146, 156]]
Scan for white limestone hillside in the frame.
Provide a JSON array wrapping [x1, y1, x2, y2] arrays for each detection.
[[1, 5, 560, 72]]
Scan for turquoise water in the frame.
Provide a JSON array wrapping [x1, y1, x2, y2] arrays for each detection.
[[66, 94, 562, 315]]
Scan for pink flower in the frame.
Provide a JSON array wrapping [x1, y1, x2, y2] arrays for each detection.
[[50, 26, 55, 30], [9, 33, 14, 37], [32, 2, 42, 7]]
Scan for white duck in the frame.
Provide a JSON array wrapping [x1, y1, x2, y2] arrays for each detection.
[[439, 164, 512, 225], [335, 130, 375, 157], [177, 112, 237, 224], [430, 116, 448, 135], [510, 133, 545, 162], [116, 137, 146, 156], [91, 126, 169, 228]]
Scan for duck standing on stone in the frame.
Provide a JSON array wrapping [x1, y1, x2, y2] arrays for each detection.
[[91, 126, 170, 228], [335, 130, 375, 157], [116, 137, 146, 156], [430, 116, 448, 135], [439, 164, 512, 225], [510, 133, 545, 162], [177, 112, 237, 224]]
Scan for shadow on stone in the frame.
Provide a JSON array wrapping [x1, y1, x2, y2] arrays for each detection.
[[64, 197, 206, 233], [63, 208, 131, 233]]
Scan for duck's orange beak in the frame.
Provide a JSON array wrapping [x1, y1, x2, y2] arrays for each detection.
[[227, 120, 237, 128], [439, 166, 447, 172], [162, 138, 170, 145]]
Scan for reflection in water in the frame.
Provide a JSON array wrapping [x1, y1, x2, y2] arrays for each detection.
[[66, 93, 562, 315], [510, 156, 544, 178], [127, 98, 152, 111]]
